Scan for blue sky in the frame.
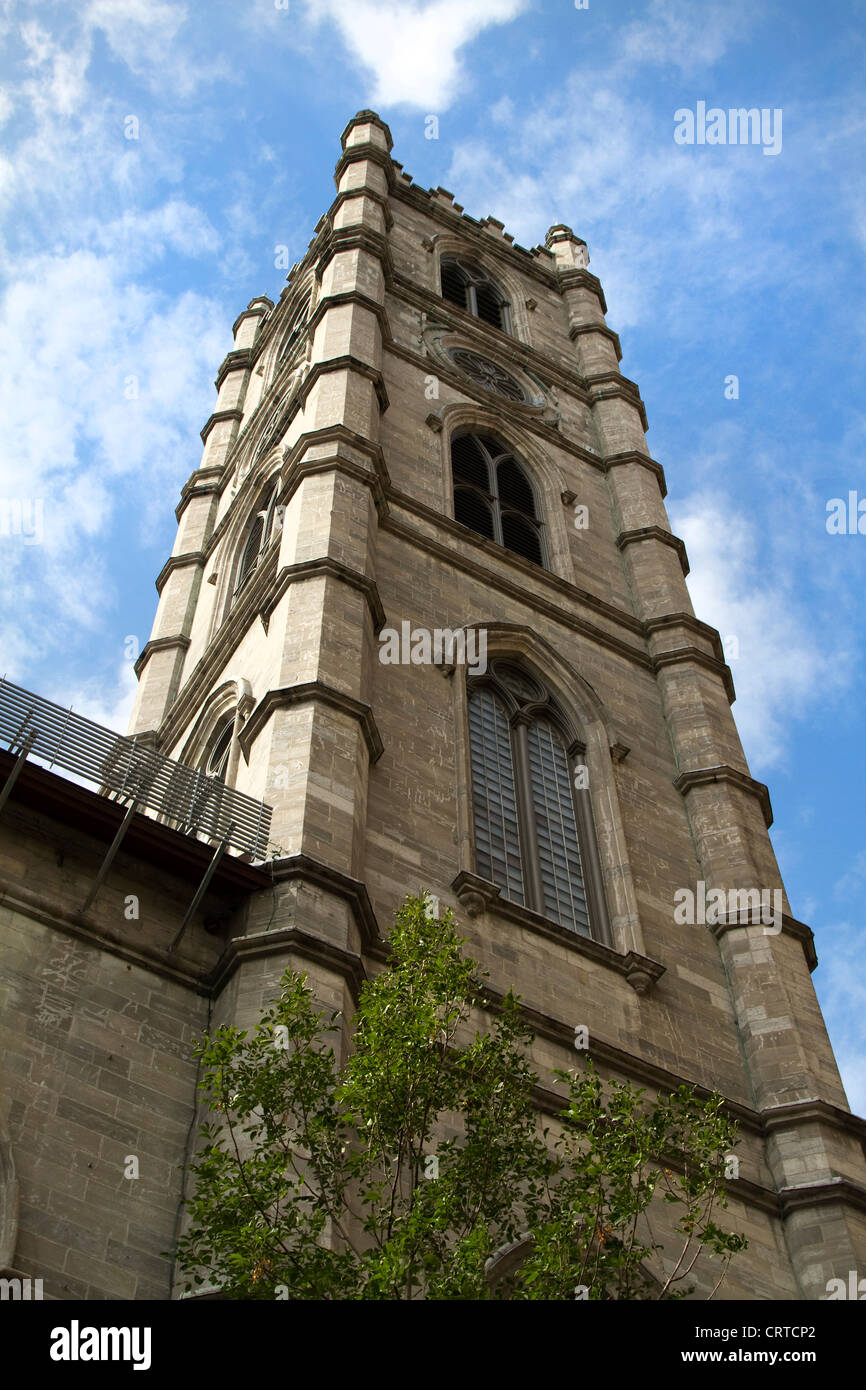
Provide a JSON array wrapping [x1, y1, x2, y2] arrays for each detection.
[[0, 0, 864, 1109]]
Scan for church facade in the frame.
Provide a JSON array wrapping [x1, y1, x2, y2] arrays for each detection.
[[1, 110, 864, 1300]]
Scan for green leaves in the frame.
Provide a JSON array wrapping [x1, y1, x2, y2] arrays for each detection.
[[174, 894, 746, 1301]]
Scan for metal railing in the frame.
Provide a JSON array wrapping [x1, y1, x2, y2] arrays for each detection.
[[0, 677, 272, 860]]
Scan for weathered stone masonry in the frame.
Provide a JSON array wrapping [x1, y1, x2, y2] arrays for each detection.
[[1, 111, 864, 1300]]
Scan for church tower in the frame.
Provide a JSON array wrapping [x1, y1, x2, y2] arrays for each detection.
[[3, 110, 860, 1302], [125, 110, 866, 1299]]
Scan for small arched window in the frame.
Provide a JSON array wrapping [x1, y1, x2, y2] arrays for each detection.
[[278, 294, 311, 364], [233, 481, 281, 600], [203, 717, 234, 782], [467, 663, 609, 941], [440, 257, 510, 333], [451, 434, 544, 567]]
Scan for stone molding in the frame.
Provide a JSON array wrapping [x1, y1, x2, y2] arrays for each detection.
[[653, 645, 736, 704], [214, 348, 253, 392], [450, 870, 665, 994], [568, 320, 622, 361], [154, 551, 206, 596], [617, 524, 690, 577], [199, 407, 243, 445], [238, 681, 384, 764], [602, 448, 668, 499], [674, 764, 774, 829], [133, 633, 190, 679], [296, 354, 389, 414], [259, 557, 386, 635]]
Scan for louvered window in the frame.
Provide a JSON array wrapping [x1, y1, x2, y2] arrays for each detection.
[[467, 663, 608, 941], [468, 689, 525, 905], [440, 257, 510, 333], [233, 481, 281, 600], [451, 434, 544, 566]]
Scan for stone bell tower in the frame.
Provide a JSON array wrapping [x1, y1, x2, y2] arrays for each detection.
[[126, 109, 866, 1300]]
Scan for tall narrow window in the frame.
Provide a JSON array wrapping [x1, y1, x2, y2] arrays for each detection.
[[233, 481, 281, 600], [278, 294, 311, 364], [203, 718, 234, 782], [451, 434, 544, 566], [440, 257, 510, 333], [467, 662, 608, 941]]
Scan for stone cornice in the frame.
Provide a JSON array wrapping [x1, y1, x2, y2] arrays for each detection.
[[306, 289, 392, 345], [709, 911, 818, 973], [330, 185, 394, 231], [154, 551, 206, 596], [653, 645, 736, 705], [175, 476, 222, 524], [645, 611, 725, 662], [133, 633, 190, 679], [603, 449, 668, 499], [260, 557, 386, 635], [282, 424, 391, 509], [333, 142, 395, 189], [238, 681, 384, 764], [556, 266, 608, 313], [384, 503, 653, 669], [451, 871, 665, 994], [762, 1098, 866, 1145], [674, 764, 774, 829], [272, 851, 382, 949], [315, 224, 394, 283], [296, 355, 390, 415], [618, 525, 690, 577], [587, 371, 648, 432], [206, 924, 369, 1003], [568, 320, 621, 360], [777, 1177, 866, 1218], [214, 348, 252, 392], [200, 407, 244, 445], [232, 299, 273, 339]]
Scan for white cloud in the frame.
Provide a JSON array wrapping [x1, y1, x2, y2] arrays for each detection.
[[670, 492, 852, 771], [303, 0, 528, 108], [812, 911, 866, 1115], [52, 656, 139, 734], [85, 0, 228, 97], [620, 0, 756, 73]]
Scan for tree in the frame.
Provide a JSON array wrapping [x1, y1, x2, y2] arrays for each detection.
[[175, 895, 746, 1300]]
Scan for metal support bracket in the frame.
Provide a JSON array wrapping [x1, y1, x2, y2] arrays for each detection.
[[168, 822, 235, 954], [79, 800, 139, 914], [0, 730, 37, 815]]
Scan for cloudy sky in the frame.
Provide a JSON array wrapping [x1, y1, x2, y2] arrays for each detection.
[[0, 0, 864, 1108]]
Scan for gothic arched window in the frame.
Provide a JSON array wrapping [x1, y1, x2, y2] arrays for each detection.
[[203, 717, 234, 782], [440, 257, 510, 333], [451, 434, 545, 567], [467, 662, 609, 940], [233, 481, 281, 600], [278, 294, 311, 364]]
